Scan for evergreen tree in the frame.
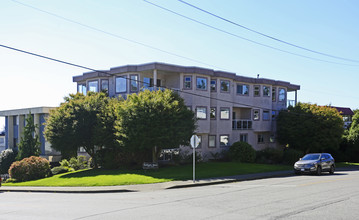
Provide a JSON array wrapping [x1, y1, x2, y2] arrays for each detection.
[[17, 113, 41, 160]]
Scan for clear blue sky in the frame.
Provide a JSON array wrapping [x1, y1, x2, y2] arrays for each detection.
[[1, 0, 359, 130]]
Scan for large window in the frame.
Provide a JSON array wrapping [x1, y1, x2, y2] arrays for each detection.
[[263, 110, 270, 121], [196, 77, 208, 90], [220, 108, 230, 120], [78, 84, 86, 95], [240, 134, 248, 143], [253, 109, 260, 120], [254, 85, 260, 96], [210, 107, 216, 119], [279, 88, 286, 102], [220, 135, 229, 147], [116, 76, 127, 93], [272, 87, 276, 102], [210, 79, 216, 92], [130, 75, 139, 92], [184, 76, 192, 89], [101, 79, 109, 92], [263, 86, 270, 97], [220, 80, 230, 92], [209, 135, 216, 148], [196, 107, 207, 119], [88, 80, 98, 92], [237, 84, 249, 95]]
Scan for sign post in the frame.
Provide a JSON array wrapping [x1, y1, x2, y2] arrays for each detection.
[[190, 135, 200, 183]]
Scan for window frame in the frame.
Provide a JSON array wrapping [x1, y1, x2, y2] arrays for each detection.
[[272, 87, 276, 102], [183, 75, 192, 90], [88, 80, 99, 93], [278, 88, 286, 102], [130, 74, 139, 92], [263, 110, 270, 121], [219, 135, 230, 147], [253, 109, 260, 121], [210, 107, 216, 120], [220, 80, 230, 93], [258, 134, 265, 144], [263, 86, 270, 97], [210, 79, 217, 92], [115, 76, 127, 94], [220, 107, 230, 120], [236, 84, 249, 96], [254, 85, 260, 96], [196, 76, 208, 91], [196, 106, 207, 120], [77, 84, 87, 95], [240, 133, 248, 143], [208, 135, 216, 148], [101, 79, 109, 92]]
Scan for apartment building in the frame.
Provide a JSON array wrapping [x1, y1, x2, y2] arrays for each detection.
[[73, 62, 300, 158]]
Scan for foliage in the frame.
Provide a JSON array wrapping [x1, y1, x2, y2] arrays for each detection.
[[282, 148, 304, 165], [51, 166, 70, 175], [44, 92, 119, 167], [229, 141, 256, 163], [8, 156, 51, 182], [115, 90, 196, 165], [256, 148, 284, 164], [348, 110, 359, 146], [0, 149, 18, 174], [17, 113, 41, 160], [277, 103, 343, 153], [58, 156, 89, 171]]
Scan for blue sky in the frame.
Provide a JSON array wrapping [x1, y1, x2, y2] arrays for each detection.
[[1, 0, 359, 130]]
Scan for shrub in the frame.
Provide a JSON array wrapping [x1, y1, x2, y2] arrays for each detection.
[[256, 148, 284, 164], [59, 156, 89, 171], [282, 148, 304, 165], [0, 149, 17, 174], [51, 166, 70, 175], [229, 142, 256, 163], [8, 156, 51, 182]]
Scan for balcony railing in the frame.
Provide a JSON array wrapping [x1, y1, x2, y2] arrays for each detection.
[[232, 120, 252, 130]]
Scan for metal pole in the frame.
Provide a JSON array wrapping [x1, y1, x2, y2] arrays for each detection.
[[193, 138, 195, 183]]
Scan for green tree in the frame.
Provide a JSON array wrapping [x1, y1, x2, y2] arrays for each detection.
[[17, 113, 41, 160], [277, 103, 343, 153], [347, 110, 359, 161], [116, 90, 196, 164], [44, 92, 119, 167]]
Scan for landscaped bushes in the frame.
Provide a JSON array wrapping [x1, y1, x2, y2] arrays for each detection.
[[51, 156, 90, 175], [9, 156, 51, 182], [229, 141, 256, 163], [256, 148, 284, 164], [282, 148, 303, 165], [0, 149, 17, 174]]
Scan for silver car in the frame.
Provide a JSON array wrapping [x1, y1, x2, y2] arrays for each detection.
[[294, 153, 335, 175]]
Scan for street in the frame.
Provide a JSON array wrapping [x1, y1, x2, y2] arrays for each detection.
[[1, 170, 359, 220]]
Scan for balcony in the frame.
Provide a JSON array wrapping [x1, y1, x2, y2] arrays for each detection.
[[232, 119, 252, 130]]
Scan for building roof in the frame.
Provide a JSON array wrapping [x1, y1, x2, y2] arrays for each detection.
[[72, 62, 300, 91], [331, 107, 354, 116], [0, 106, 56, 116]]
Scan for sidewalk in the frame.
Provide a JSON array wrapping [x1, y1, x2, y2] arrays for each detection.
[[1, 166, 357, 193]]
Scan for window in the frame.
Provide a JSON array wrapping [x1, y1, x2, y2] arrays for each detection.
[[209, 135, 216, 148], [258, 134, 264, 143], [220, 80, 230, 92], [279, 88, 286, 102], [88, 81, 98, 92], [184, 76, 192, 89], [143, 77, 151, 89], [196, 77, 208, 90], [220, 108, 230, 120], [237, 84, 249, 95], [263, 86, 270, 97], [196, 107, 207, 119], [210, 79, 216, 92], [270, 135, 275, 143], [210, 107, 216, 119], [272, 87, 276, 102], [197, 135, 202, 149], [254, 85, 260, 96], [116, 76, 127, 93], [220, 135, 229, 147], [101, 80, 109, 92], [130, 75, 139, 92], [263, 110, 270, 121], [240, 134, 248, 143], [272, 110, 277, 120], [77, 84, 86, 95], [253, 109, 260, 120]]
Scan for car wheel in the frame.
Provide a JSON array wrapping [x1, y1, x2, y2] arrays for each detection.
[[329, 165, 335, 175], [316, 166, 322, 176]]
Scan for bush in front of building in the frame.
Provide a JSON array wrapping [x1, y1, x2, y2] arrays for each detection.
[[282, 148, 304, 165], [256, 148, 284, 164], [51, 166, 71, 175], [0, 149, 18, 174], [9, 156, 51, 182], [229, 141, 256, 163]]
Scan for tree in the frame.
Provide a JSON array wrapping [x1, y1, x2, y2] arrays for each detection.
[[44, 92, 119, 167], [277, 103, 343, 153], [116, 89, 196, 164], [17, 113, 41, 160]]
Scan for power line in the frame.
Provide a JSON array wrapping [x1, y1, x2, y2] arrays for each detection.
[[10, 0, 227, 71], [144, 0, 359, 67], [177, 0, 359, 64]]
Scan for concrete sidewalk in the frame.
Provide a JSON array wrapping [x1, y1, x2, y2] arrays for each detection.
[[1, 166, 357, 194]]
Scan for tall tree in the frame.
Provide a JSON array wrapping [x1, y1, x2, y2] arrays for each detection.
[[116, 90, 196, 164], [17, 113, 41, 160], [44, 92, 119, 167], [348, 110, 359, 145], [277, 103, 343, 153]]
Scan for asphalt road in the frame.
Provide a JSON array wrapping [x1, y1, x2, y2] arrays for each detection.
[[1, 170, 359, 220]]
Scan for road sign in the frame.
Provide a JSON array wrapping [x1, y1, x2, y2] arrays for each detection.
[[190, 135, 200, 149]]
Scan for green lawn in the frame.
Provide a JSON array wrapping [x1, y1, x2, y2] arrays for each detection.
[[3, 162, 291, 187]]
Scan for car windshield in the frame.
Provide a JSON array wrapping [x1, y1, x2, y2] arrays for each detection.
[[302, 154, 321, 160]]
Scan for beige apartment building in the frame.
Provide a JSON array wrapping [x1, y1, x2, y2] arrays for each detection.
[[73, 62, 300, 159]]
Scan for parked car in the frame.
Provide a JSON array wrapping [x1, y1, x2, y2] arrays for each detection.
[[294, 153, 335, 175]]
